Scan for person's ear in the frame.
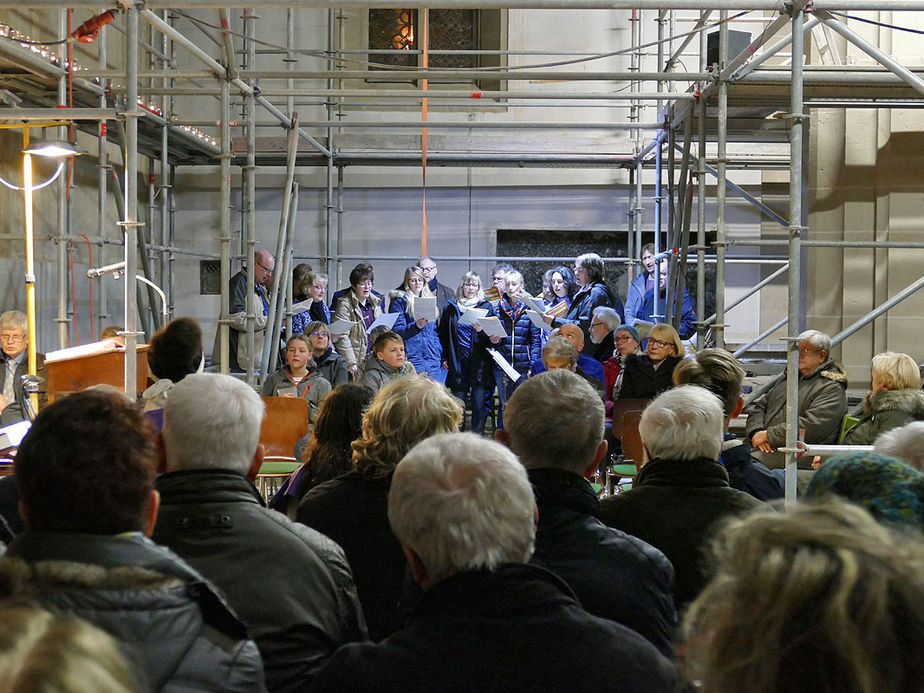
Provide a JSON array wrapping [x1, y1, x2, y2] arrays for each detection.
[[582, 439, 609, 478], [402, 546, 431, 590], [732, 396, 744, 419], [144, 490, 160, 537], [247, 444, 266, 481], [494, 429, 509, 447]]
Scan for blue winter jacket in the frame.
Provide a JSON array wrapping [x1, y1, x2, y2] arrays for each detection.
[[638, 287, 697, 340], [389, 293, 443, 376], [495, 298, 542, 375]]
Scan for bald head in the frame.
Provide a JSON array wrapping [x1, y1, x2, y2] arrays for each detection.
[[254, 250, 275, 288], [558, 324, 585, 352]]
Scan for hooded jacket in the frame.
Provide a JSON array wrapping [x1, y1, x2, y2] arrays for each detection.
[[261, 367, 332, 427], [359, 354, 417, 393], [841, 388, 924, 445], [314, 346, 349, 388]]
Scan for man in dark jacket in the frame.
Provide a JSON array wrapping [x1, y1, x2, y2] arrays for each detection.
[[600, 385, 767, 612], [498, 369, 676, 656], [745, 329, 848, 469], [310, 432, 675, 692], [153, 373, 368, 692], [0, 309, 46, 425], [213, 249, 274, 372], [0, 389, 264, 692], [417, 256, 454, 318]]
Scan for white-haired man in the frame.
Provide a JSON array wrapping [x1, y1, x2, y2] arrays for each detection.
[[874, 421, 924, 472], [745, 329, 847, 469], [600, 386, 766, 611], [498, 370, 676, 657], [585, 305, 620, 363], [153, 373, 367, 692], [311, 433, 675, 693], [0, 309, 45, 425]]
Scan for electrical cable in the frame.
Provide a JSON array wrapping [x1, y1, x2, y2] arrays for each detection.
[[827, 10, 924, 37]]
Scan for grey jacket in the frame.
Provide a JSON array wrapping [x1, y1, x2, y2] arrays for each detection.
[[359, 355, 417, 393], [745, 358, 848, 449], [0, 531, 265, 692]]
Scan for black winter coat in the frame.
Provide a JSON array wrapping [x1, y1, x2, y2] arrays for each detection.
[[618, 353, 682, 400], [309, 563, 676, 693], [438, 299, 493, 389], [553, 281, 623, 342], [528, 468, 677, 656], [153, 470, 368, 692]]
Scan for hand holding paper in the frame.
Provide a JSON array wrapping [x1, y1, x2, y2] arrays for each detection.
[[476, 316, 508, 339]]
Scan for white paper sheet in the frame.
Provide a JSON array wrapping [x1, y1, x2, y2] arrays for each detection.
[[365, 312, 399, 334], [291, 299, 313, 315], [526, 310, 552, 332], [459, 307, 488, 326], [518, 294, 547, 314], [328, 319, 356, 336], [487, 348, 520, 382], [476, 316, 508, 339], [411, 295, 437, 322]]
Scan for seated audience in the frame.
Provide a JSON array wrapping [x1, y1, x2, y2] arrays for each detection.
[[745, 329, 847, 469], [310, 432, 676, 692], [680, 499, 924, 693], [0, 309, 45, 425], [673, 349, 783, 501], [332, 263, 382, 376], [360, 330, 417, 393], [262, 334, 332, 431], [269, 383, 374, 518], [0, 605, 142, 693], [141, 317, 203, 426], [585, 305, 620, 363], [530, 323, 604, 385], [603, 324, 642, 415], [499, 370, 677, 656], [154, 373, 367, 692], [302, 320, 348, 388], [539, 337, 605, 402], [804, 451, 924, 530], [874, 421, 924, 472], [841, 351, 924, 445], [388, 266, 444, 382], [296, 377, 463, 640], [0, 389, 264, 691], [617, 323, 684, 400], [600, 385, 767, 611]]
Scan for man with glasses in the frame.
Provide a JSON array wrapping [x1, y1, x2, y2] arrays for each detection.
[[744, 329, 848, 470], [418, 256, 454, 318], [0, 310, 45, 426], [214, 249, 274, 372], [304, 320, 348, 387]]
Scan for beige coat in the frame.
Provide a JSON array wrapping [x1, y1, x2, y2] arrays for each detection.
[[333, 290, 382, 370]]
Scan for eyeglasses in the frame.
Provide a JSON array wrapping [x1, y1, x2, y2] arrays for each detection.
[[256, 260, 273, 273], [463, 282, 479, 288], [419, 266, 437, 273], [310, 331, 328, 338], [590, 321, 606, 329], [648, 338, 672, 349], [0, 334, 24, 343], [614, 335, 634, 343], [357, 280, 373, 287]]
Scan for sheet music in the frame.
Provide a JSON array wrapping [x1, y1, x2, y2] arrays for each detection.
[[518, 294, 547, 314], [459, 307, 488, 326], [476, 316, 508, 339], [291, 299, 313, 315], [410, 296, 437, 322], [328, 319, 356, 336], [487, 348, 520, 382], [526, 310, 552, 332], [365, 312, 399, 334]]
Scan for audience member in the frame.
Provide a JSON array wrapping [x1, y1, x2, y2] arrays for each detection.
[[491, 269, 542, 429], [154, 373, 367, 691], [499, 370, 677, 656], [0, 389, 264, 691], [214, 249, 274, 372], [603, 324, 642, 415], [292, 263, 314, 302], [301, 320, 348, 388], [270, 384, 374, 518], [141, 317, 203, 423], [841, 351, 924, 445], [624, 243, 657, 326], [804, 451, 924, 530], [310, 432, 676, 692], [745, 329, 848, 469], [680, 499, 924, 693], [530, 323, 604, 384], [359, 330, 417, 393], [539, 337, 605, 402], [600, 385, 767, 611], [673, 349, 783, 501], [874, 421, 924, 472], [262, 334, 332, 430], [0, 309, 45, 425], [296, 377, 463, 640], [0, 605, 142, 693], [546, 252, 623, 343], [617, 322, 684, 400], [388, 266, 445, 382], [417, 256, 454, 317], [635, 257, 696, 339], [438, 271, 493, 434], [585, 305, 620, 363], [332, 263, 382, 376]]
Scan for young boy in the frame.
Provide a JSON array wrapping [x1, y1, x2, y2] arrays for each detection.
[[360, 330, 417, 392]]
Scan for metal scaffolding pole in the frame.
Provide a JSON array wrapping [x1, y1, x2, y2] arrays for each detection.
[[123, 5, 140, 393], [713, 11, 729, 350], [695, 17, 707, 349], [55, 10, 68, 348], [325, 8, 336, 282], [97, 23, 110, 336]]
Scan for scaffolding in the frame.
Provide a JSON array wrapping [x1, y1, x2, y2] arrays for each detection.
[[1, 1, 923, 503]]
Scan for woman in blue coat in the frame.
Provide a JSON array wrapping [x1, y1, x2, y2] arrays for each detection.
[[439, 271, 493, 434], [491, 269, 542, 430], [389, 265, 446, 383]]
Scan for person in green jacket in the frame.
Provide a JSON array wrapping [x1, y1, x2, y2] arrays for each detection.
[[842, 351, 924, 445]]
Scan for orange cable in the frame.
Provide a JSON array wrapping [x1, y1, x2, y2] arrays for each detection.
[[420, 9, 428, 257]]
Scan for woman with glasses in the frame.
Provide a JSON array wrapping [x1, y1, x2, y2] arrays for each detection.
[[333, 265, 382, 377], [542, 253, 622, 345], [617, 323, 684, 400], [302, 320, 348, 388], [388, 266, 446, 384], [603, 325, 643, 414], [438, 271, 494, 434]]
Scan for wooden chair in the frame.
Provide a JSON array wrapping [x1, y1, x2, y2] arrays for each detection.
[[256, 397, 309, 500], [607, 401, 649, 493]]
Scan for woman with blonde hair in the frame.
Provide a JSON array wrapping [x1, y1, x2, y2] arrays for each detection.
[[680, 498, 924, 693], [841, 351, 924, 445], [617, 323, 684, 400], [388, 266, 445, 383], [296, 376, 463, 640]]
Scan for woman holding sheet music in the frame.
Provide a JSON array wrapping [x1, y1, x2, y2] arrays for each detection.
[[388, 266, 446, 384], [543, 252, 623, 345], [439, 271, 494, 434]]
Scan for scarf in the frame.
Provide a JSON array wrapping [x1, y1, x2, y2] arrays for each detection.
[[499, 295, 526, 321]]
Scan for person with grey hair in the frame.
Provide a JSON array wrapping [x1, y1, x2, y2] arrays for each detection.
[[311, 432, 676, 692], [543, 252, 623, 345], [0, 309, 46, 425], [153, 373, 367, 692], [744, 328, 848, 469], [585, 305, 620, 363], [498, 370, 677, 657], [600, 385, 767, 611], [874, 421, 924, 472]]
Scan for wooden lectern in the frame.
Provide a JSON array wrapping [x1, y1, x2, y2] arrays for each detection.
[[45, 345, 150, 403]]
